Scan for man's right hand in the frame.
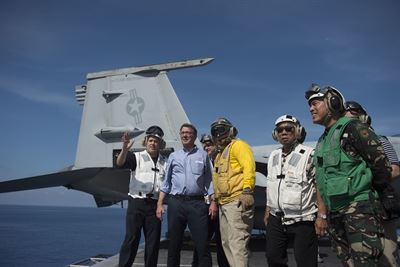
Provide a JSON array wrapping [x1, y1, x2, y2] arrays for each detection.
[[122, 132, 134, 151], [263, 207, 270, 225], [156, 202, 164, 220]]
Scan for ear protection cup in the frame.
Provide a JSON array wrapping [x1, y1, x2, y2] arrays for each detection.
[[298, 126, 307, 143], [272, 129, 278, 141], [325, 89, 345, 115], [358, 114, 372, 125], [230, 127, 238, 138]]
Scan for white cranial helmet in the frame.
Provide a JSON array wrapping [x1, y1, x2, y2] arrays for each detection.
[[272, 114, 306, 143], [274, 114, 299, 126]]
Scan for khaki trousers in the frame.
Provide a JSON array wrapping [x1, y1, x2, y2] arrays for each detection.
[[219, 200, 254, 267]]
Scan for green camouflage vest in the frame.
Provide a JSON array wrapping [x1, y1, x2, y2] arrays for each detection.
[[314, 116, 376, 211]]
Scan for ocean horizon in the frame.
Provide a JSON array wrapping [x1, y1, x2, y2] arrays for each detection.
[[0, 204, 167, 267]]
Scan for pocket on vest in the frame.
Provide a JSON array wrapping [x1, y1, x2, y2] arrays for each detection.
[[326, 176, 349, 196], [281, 190, 302, 211]]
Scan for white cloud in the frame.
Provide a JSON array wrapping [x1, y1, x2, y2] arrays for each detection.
[[0, 75, 75, 108]]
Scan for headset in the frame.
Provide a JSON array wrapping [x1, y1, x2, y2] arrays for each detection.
[[345, 101, 372, 125], [324, 86, 346, 115], [210, 117, 238, 139], [305, 84, 346, 115], [272, 114, 306, 143], [141, 125, 166, 149]]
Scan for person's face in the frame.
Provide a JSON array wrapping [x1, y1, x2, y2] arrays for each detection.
[[146, 136, 160, 155], [345, 109, 360, 118], [309, 98, 329, 125], [180, 126, 196, 147], [202, 141, 216, 157], [276, 122, 296, 146]]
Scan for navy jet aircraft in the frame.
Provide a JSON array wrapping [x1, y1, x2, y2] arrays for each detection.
[[1, 58, 399, 231]]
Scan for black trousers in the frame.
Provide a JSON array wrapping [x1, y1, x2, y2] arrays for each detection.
[[167, 197, 212, 267], [265, 214, 318, 267], [192, 210, 229, 267], [119, 198, 161, 267]]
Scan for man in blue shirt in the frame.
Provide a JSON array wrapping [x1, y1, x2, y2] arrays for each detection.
[[157, 123, 217, 267]]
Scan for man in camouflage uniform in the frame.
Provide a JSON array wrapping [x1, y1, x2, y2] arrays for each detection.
[[305, 84, 393, 266], [345, 100, 400, 267]]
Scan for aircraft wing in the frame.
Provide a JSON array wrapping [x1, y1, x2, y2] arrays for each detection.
[[0, 167, 131, 207], [0, 168, 103, 193]]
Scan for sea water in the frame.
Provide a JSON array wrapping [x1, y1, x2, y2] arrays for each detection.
[[0, 205, 167, 267]]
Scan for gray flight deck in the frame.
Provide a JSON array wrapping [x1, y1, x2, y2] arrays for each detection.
[[74, 234, 342, 267]]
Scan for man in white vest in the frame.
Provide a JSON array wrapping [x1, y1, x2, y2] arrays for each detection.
[[264, 115, 327, 267], [116, 125, 167, 267]]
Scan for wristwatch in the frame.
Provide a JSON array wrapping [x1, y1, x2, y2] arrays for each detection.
[[318, 213, 327, 220], [243, 187, 253, 194]]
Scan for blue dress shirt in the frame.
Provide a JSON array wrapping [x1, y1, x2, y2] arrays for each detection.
[[161, 146, 213, 196]]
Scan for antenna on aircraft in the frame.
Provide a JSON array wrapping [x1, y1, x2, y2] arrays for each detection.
[[86, 57, 215, 80]]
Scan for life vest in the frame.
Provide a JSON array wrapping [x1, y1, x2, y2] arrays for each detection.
[[128, 150, 166, 199], [267, 143, 317, 218], [213, 140, 243, 204], [314, 116, 376, 212]]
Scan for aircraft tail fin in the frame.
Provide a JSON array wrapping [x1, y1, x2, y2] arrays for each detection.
[[74, 58, 214, 169]]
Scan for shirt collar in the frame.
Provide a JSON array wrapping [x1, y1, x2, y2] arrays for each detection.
[[183, 145, 198, 153]]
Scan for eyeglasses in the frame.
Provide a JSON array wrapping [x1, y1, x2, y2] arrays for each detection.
[[180, 130, 194, 136], [203, 142, 214, 149], [276, 126, 294, 133], [346, 109, 360, 116]]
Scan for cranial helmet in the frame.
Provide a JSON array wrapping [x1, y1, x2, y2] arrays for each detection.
[[142, 125, 166, 149], [272, 114, 306, 143], [305, 83, 346, 115], [345, 101, 372, 125], [210, 117, 238, 139], [145, 125, 164, 139], [200, 134, 213, 144]]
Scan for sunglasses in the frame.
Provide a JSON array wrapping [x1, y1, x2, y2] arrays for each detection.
[[346, 109, 360, 116], [345, 101, 367, 115], [276, 125, 295, 133]]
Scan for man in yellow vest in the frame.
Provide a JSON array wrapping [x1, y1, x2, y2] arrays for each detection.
[[211, 117, 256, 267]]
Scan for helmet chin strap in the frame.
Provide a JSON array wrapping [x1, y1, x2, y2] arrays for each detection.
[[216, 135, 233, 150], [322, 111, 332, 126], [282, 140, 298, 154]]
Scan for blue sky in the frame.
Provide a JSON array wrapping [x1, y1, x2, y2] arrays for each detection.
[[0, 0, 399, 207]]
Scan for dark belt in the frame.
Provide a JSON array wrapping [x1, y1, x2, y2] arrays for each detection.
[[137, 192, 154, 198], [171, 194, 204, 201]]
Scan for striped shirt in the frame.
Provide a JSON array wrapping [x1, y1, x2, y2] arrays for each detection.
[[379, 136, 399, 165]]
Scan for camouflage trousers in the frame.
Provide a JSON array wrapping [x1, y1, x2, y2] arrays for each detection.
[[328, 201, 384, 267]]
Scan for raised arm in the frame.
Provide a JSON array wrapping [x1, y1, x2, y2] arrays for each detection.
[[116, 132, 134, 167]]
